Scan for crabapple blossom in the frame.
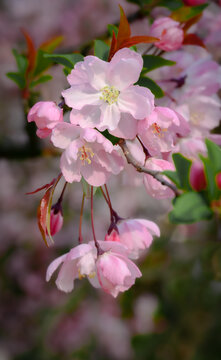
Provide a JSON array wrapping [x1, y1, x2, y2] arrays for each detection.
[[46, 241, 141, 297], [105, 218, 160, 259], [27, 101, 63, 138], [149, 17, 184, 51], [51, 123, 124, 186], [62, 48, 154, 134], [46, 243, 96, 292], [143, 158, 175, 199], [94, 242, 142, 298], [138, 107, 190, 156]]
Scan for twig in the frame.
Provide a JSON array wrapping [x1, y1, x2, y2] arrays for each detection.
[[118, 139, 179, 196]]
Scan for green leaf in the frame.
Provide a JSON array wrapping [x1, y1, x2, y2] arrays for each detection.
[[163, 170, 180, 188], [94, 40, 109, 61], [6, 72, 26, 89], [142, 55, 176, 73], [101, 130, 119, 145], [12, 49, 28, 75], [172, 153, 192, 190], [158, 0, 183, 10], [107, 24, 118, 37], [44, 53, 84, 69], [205, 139, 221, 173], [137, 77, 164, 98], [33, 50, 53, 77], [30, 75, 52, 88], [63, 67, 71, 76], [169, 192, 213, 224], [171, 4, 208, 22]]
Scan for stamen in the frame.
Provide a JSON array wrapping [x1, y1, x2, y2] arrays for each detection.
[[151, 122, 167, 137], [100, 86, 119, 105], [79, 146, 94, 165]]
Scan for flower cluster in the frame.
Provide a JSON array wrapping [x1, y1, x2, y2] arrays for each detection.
[[27, 10, 221, 297]]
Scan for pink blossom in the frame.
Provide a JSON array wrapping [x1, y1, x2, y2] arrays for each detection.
[[46, 243, 96, 293], [105, 218, 160, 259], [46, 241, 141, 297], [63, 48, 154, 135], [172, 137, 207, 161], [95, 242, 142, 298], [27, 101, 63, 138], [143, 158, 175, 199], [149, 17, 184, 51], [174, 95, 221, 136], [138, 107, 190, 156], [51, 123, 124, 186], [216, 172, 221, 189]]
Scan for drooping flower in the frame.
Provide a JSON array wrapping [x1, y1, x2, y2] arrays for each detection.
[[27, 101, 63, 138], [105, 218, 160, 259], [47, 203, 63, 236], [143, 158, 175, 199], [149, 17, 184, 51], [62, 48, 154, 136], [51, 123, 124, 186], [46, 243, 96, 293], [46, 241, 141, 297]]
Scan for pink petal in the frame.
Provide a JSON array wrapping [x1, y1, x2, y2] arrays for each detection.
[[51, 123, 81, 149], [56, 257, 78, 293], [110, 113, 138, 140], [80, 161, 109, 186], [62, 84, 101, 110], [46, 254, 67, 282], [108, 48, 143, 91], [96, 149, 124, 175], [99, 103, 121, 131], [70, 106, 101, 128], [118, 86, 154, 120], [60, 152, 82, 183]]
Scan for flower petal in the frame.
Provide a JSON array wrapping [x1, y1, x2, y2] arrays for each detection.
[[62, 84, 101, 110], [118, 86, 154, 119], [110, 113, 138, 140], [99, 103, 121, 131], [60, 151, 82, 183], [51, 123, 81, 149], [81, 161, 109, 186], [46, 254, 67, 282]]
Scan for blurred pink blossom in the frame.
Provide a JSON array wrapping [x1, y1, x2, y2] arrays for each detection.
[[149, 17, 184, 51]]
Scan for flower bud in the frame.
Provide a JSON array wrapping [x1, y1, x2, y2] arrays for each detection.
[[183, 0, 207, 5], [27, 101, 63, 139], [216, 172, 221, 190], [47, 203, 63, 236], [149, 17, 184, 51], [190, 161, 207, 192]]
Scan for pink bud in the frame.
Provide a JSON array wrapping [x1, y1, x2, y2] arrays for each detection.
[[149, 17, 184, 51], [47, 205, 63, 236], [183, 0, 207, 5], [190, 161, 207, 191], [27, 101, 63, 139], [216, 172, 221, 189]]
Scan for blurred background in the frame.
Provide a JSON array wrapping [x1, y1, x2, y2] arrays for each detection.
[[0, 0, 221, 359]]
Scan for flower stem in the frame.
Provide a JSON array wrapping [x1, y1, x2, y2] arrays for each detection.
[[91, 186, 103, 255], [58, 181, 68, 204], [78, 192, 85, 244]]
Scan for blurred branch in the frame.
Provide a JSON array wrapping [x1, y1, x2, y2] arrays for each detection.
[[118, 139, 179, 196]]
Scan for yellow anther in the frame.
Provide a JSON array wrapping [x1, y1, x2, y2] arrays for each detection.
[[100, 86, 119, 105], [78, 269, 85, 280], [88, 272, 96, 279], [79, 146, 94, 165], [190, 112, 200, 125]]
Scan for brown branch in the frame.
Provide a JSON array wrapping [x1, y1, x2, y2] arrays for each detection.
[[118, 139, 179, 197]]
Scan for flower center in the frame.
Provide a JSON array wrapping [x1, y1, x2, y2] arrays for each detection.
[[100, 86, 119, 105], [151, 122, 167, 137], [78, 145, 94, 165], [190, 112, 200, 125]]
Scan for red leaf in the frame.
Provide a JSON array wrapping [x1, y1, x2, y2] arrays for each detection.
[[117, 5, 131, 49], [108, 31, 117, 61], [21, 28, 36, 75], [183, 33, 206, 48], [120, 35, 159, 49], [26, 177, 58, 195], [36, 174, 62, 246]]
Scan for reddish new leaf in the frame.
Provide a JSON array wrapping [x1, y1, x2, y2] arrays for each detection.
[[120, 36, 159, 49], [183, 33, 206, 48], [117, 5, 131, 49], [26, 179, 55, 195], [37, 174, 62, 246], [21, 28, 36, 75], [108, 31, 117, 61], [40, 35, 64, 53]]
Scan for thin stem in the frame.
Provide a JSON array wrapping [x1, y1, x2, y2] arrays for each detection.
[[104, 184, 112, 209], [58, 182, 68, 203], [91, 186, 103, 255], [78, 192, 85, 244], [118, 139, 179, 197]]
